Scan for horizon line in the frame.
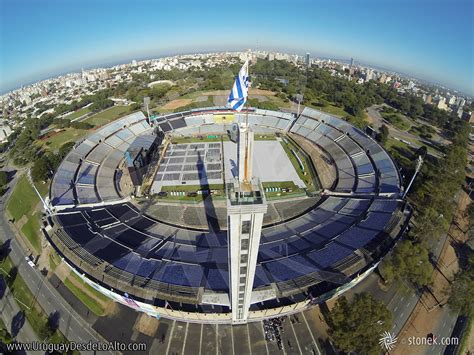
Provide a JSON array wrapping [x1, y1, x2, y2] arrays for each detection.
[[1, 49, 472, 98]]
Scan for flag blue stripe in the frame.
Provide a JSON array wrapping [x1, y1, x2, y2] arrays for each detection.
[[227, 60, 249, 111]]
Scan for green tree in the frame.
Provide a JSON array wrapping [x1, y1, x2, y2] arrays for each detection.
[[386, 240, 432, 287], [31, 156, 50, 182], [329, 293, 392, 354], [378, 125, 389, 145], [0, 171, 7, 186], [448, 249, 474, 316], [0, 326, 13, 346], [58, 142, 75, 158]]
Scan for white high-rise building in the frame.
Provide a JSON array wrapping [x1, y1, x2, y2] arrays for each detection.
[[226, 120, 268, 324]]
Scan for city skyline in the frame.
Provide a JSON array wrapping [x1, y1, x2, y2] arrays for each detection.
[[0, 0, 473, 95]]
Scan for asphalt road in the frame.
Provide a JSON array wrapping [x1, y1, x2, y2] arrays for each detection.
[[0, 151, 463, 355], [0, 172, 114, 355], [366, 105, 443, 158], [345, 194, 461, 354], [0, 283, 39, 347]]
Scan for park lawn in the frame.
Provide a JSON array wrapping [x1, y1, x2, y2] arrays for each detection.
[[309, 96, 350, 117], [170, 88, 290, 109], [318, 103, 348, 117], [380, 111, 411, 131], [63, 278, 106, 316], [6, 175, 39, 221], [0, 257, 70, 345], [39, 106, 133, 151], [63, 107, 91, 121], [309, 100, 368, 129], [264, 95, 291, 109], [68, 272, 110, 303], [385, 138, 415, 168], [6, 175, 44, 253], [20, 212, 42, 253], [40, 127, 89, 152], [389, 134, 442, 156], [83, 105, 132, 127], [48, 251, 61, 272], [35, 180, 49, 198]]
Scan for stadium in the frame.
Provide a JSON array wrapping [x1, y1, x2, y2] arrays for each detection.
[[44, 106, 411, 323]]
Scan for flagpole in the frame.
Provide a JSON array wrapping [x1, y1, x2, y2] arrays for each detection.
[[245, 58, 249, 127], [244, 57, 250, 182]]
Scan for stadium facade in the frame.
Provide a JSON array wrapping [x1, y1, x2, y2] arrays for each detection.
[[44, 106, 411, 323]]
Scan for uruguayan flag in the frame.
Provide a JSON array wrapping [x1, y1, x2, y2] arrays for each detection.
[[227, 60, 249, 111]]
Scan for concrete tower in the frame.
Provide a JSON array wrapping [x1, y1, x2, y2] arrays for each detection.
[[226, 121, 268, 324], [237, 121, 254, 183]]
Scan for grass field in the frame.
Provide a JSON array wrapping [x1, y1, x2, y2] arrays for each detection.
[[161, 98, 193, 110], [83, 105, 132, 127], [309, 99, 368, 129], [63, 107, 91, 121], [6, 176, 44, 253], [163, 89, 291, 112], [0, 257, 70, 344], [6, 175, 39, 221], [20, 212, 42, 253], [311, 102, 348, 117], [40, 128, 89, 152], [48, 251, 61, 272], [35, 180, 49, 198], [380, 110, 411, 131], [385, 138, 416, 168], [39, 106, 133, 152], [63, 276, 107, 316]]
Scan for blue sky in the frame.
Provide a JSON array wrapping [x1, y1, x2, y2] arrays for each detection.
[[0, 0, 472, 95]]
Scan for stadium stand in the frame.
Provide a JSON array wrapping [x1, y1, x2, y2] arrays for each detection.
[[48, 107, 408, 318]]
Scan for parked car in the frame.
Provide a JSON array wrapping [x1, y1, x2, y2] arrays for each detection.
[[25, 256, 35, 268]]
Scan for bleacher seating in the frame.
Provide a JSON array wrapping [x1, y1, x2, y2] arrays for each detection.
[[50, 106, 403, 299]]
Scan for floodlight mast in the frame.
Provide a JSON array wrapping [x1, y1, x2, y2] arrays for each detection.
[[144, 97, 151, 121], [27, 169, 52, 215], [402, 155, 423, 199]]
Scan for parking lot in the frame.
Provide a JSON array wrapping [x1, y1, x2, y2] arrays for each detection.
[[145, 309, 323, 355]]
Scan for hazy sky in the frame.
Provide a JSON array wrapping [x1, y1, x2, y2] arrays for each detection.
[[0, 0, 473, 95]]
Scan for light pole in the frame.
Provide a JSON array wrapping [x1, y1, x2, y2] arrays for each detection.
[[144, 96, 151, 121], [403, 155, 423, 199], [296, 93, 303, 116], [27, 170, 52, 215]]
